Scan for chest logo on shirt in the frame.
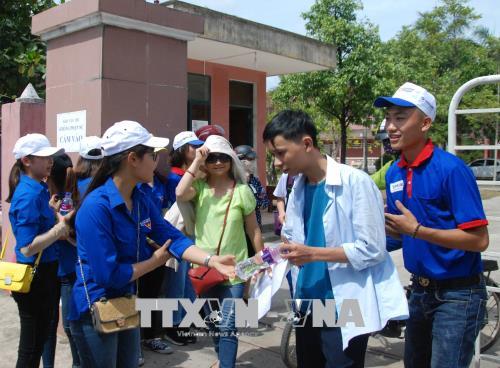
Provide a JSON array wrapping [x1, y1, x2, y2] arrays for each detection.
[[390, 180, 404, 194], [140, 218, 152, 230]]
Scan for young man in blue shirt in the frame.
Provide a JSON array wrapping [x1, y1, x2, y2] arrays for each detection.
[[376, 82, 489, 368], [264, 110, 408, 368]]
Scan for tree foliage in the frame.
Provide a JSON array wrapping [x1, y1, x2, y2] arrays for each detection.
[[0, 0, 57, 103], [272, 0, 499, 162], [272, 0, 388, 163]]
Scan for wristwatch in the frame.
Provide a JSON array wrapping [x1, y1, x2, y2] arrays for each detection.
[[204, 254, 213, 267]]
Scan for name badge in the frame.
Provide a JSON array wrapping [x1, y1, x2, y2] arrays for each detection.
[[390, 180, 404, 194]]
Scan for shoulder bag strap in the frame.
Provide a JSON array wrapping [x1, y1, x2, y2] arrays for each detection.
[[215, 181, 236, 256]]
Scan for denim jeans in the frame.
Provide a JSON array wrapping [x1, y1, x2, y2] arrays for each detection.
[[295, 315, 369, 368], [60, 273, 81, 367], [202, 282, 245, 368], [162, 260, 195, 325], [404, 279, 487, 368], [12, 261, 59, 368], [69, 312, 140, 368]]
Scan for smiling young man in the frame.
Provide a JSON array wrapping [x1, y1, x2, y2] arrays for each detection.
[[375, 82, 489, 368], [263, 110, 408, 368]]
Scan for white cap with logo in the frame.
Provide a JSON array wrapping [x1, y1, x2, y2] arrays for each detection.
[[79, 136, 103, 160], [100, 120, 170, 156], [172, 131, 204, 151], [374, 82, 437, 121], [13, 133, 64, 160]]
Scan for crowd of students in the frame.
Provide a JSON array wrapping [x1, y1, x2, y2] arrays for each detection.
[[5, 81, 490, 368]]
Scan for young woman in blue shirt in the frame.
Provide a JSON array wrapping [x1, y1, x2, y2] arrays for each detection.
[[7, 133, 69, 368], [68, 121, 236, 368]]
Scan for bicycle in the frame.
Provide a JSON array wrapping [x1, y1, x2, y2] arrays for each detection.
[[279, 259, 500, 368]]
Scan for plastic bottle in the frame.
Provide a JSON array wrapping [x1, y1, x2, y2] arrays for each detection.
[[59, 192, 74, 216], [236, 246, 283, 281]]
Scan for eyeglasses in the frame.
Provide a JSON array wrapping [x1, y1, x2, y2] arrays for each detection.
[[237, 153, 256, 161], [149, 151, 159, 161], [206, 153, 231, 164]]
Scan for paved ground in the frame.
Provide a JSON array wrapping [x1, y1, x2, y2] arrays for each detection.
[[0, 193, 499, 367]]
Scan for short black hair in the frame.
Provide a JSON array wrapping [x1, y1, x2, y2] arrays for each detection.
[[263, 109, 318, 147]]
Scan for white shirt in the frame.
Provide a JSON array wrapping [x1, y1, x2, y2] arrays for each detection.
[[283, 155, 408, 349]]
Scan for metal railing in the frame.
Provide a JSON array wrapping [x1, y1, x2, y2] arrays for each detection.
[[448, 75, 500, 186], [474, 251, 500, 367]]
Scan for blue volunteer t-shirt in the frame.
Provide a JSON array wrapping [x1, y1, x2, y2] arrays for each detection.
[[295, 180, 334, 301], [385, 140, 488, 279]]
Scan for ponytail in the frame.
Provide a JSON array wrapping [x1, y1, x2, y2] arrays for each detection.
[[6, 160, 24, 203]]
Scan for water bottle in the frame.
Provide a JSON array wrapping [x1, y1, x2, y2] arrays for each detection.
[[59, 192, 74, 216], [236, 246, 283, 281]]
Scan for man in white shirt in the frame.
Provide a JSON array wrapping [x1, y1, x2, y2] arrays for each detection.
[[263, 109, 408, 368]]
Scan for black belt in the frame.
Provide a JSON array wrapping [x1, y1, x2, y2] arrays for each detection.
[[411, 274, 481, 289]]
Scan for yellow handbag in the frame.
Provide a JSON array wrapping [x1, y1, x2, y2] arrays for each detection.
[[0, 230, 43, 293]]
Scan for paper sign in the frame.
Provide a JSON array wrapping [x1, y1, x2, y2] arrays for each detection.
[[56, 110, 86, 152]]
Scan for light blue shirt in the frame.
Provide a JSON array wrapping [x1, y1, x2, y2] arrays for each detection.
[[283, 155, 408, 349]]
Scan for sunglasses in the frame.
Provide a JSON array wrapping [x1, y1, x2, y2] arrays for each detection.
[[206, 153, 231, 164], [237, 152, 256, 161]]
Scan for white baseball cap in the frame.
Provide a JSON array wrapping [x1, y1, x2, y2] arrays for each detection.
[[79, 136, 103, 160], [13, 133, 64, 160], [172, 131, 204, 151], [101, 120, 170, 156], [374, 82, 437, 121]]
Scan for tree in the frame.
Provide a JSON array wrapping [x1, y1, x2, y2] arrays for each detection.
[[382, 0, 499, 148], [0, 0, 57, 104], [271, 0, 389, 163]]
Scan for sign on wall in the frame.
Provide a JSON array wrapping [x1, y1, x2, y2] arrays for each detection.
[[57, 110, 86, 152], [192, 120, 208, 132]]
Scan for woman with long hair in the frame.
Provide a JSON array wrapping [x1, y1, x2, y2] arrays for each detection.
[[176, 135, 264, 368], [7, 133, 69, 368], [68, 121, 235, 368]]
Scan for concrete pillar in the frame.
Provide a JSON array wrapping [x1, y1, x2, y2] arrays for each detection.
[[1, 84, 46, 261], [31, 0, 203, 154]]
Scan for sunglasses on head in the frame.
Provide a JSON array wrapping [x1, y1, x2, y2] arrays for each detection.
[[206, 153, 231, 164]]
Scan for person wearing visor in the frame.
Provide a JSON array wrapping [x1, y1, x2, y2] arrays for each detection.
[[176, 135, 264, 368], [160, 130, 205, 348], [377, 82, 489, 368], [67, 121, 236, 368], [75, 136, 104, 196], [166, 131, 204, 208], [7, 133, 69, 368]]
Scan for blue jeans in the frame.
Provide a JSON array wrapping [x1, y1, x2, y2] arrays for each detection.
[[202, 283, 245, 368], [69, 313, 140, 368], [404, 280, 487, 368], [162, 260, 195, 325], [61, 274, 81, 367]]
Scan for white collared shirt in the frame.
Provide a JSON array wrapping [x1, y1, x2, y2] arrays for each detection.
[[283, 155, 409, 349]]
